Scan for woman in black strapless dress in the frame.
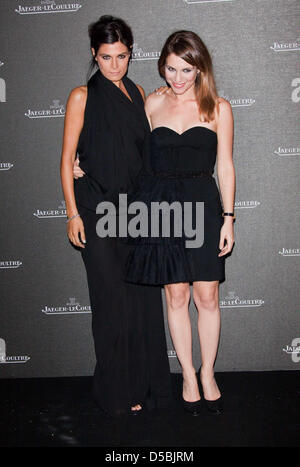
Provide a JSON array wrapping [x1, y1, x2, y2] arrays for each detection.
[[125, 126, 224, 284], [124, 31, 236, 415], [60, 16, 172, 417]]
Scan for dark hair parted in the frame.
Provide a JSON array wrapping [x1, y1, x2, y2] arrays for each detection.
[[158, 30, 219, 122], [86, 15, 134, 81]]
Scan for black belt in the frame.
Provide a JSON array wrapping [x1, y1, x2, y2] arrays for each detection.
[[154, 170, 213, 179]]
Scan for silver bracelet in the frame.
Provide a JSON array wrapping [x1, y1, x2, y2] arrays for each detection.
[[66, 213, 80, 223]]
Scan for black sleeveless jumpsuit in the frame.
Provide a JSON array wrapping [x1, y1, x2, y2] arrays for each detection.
[[73, 70, 172, 416]]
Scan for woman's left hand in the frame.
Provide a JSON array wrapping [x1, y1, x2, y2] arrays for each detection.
[[218, 220, 235, 256]]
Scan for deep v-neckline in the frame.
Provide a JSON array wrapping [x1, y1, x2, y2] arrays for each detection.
[[97, 70, 134, 106], [115, 79, 133, 104]]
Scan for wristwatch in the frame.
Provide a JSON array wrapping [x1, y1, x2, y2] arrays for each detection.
[[222, 212, 236, 220]]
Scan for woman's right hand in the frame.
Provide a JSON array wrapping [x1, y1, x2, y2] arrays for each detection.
[[67, 215, 86, 248], [73, 157, 86, 179], [154, 86, 169, 95]]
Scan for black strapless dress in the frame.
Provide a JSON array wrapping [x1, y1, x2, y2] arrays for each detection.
[[124, 126, 226, 285]]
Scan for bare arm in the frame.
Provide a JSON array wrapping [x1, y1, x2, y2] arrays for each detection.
[[60, 86, 87, 247], [216, 98, 235, 255], [216, 98, 235, 217]]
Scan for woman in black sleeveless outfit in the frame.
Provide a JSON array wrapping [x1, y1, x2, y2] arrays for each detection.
[[124, 31, 236, 415], [60, 16, 171, 417]]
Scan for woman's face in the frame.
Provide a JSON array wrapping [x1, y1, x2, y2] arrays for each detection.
[[164, 53, 199, 95], [92, 41, 131, 82]]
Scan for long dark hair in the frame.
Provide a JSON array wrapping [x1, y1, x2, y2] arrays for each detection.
[[86, 15, 134, 81], [158, 30, 219, 122]]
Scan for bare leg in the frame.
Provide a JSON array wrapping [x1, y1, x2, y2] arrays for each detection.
[[193, 281, 221, 400], [164, 282, 200, 402]]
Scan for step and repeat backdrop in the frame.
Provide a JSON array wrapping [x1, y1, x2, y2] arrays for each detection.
[[0, 0, 299, 377]]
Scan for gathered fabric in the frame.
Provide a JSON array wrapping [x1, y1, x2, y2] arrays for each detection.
[[74, 69, 150, 212]]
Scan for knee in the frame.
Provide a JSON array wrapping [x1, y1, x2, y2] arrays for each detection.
[[165, 285, 190, 310], [193, 291, 219, 312]]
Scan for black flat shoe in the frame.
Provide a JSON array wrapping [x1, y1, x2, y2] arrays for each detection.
[[182, 397, 202, 416], [198, 366, 223, 415]]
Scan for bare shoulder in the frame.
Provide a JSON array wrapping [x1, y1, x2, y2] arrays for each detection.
[[215, 97, 232, 124], [145, 90, 166, 113], [215, 97, 233, 138], [217, 97, 232, 114], [67, 86, 87, 107], [136, 83, 146, 102], [64, 86, 87, 123]]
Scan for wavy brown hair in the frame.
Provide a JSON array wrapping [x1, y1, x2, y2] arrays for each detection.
[[158, 30, 219, 122]]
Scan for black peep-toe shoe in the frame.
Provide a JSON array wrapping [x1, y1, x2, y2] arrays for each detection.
[[198, 366, 223, 415]]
